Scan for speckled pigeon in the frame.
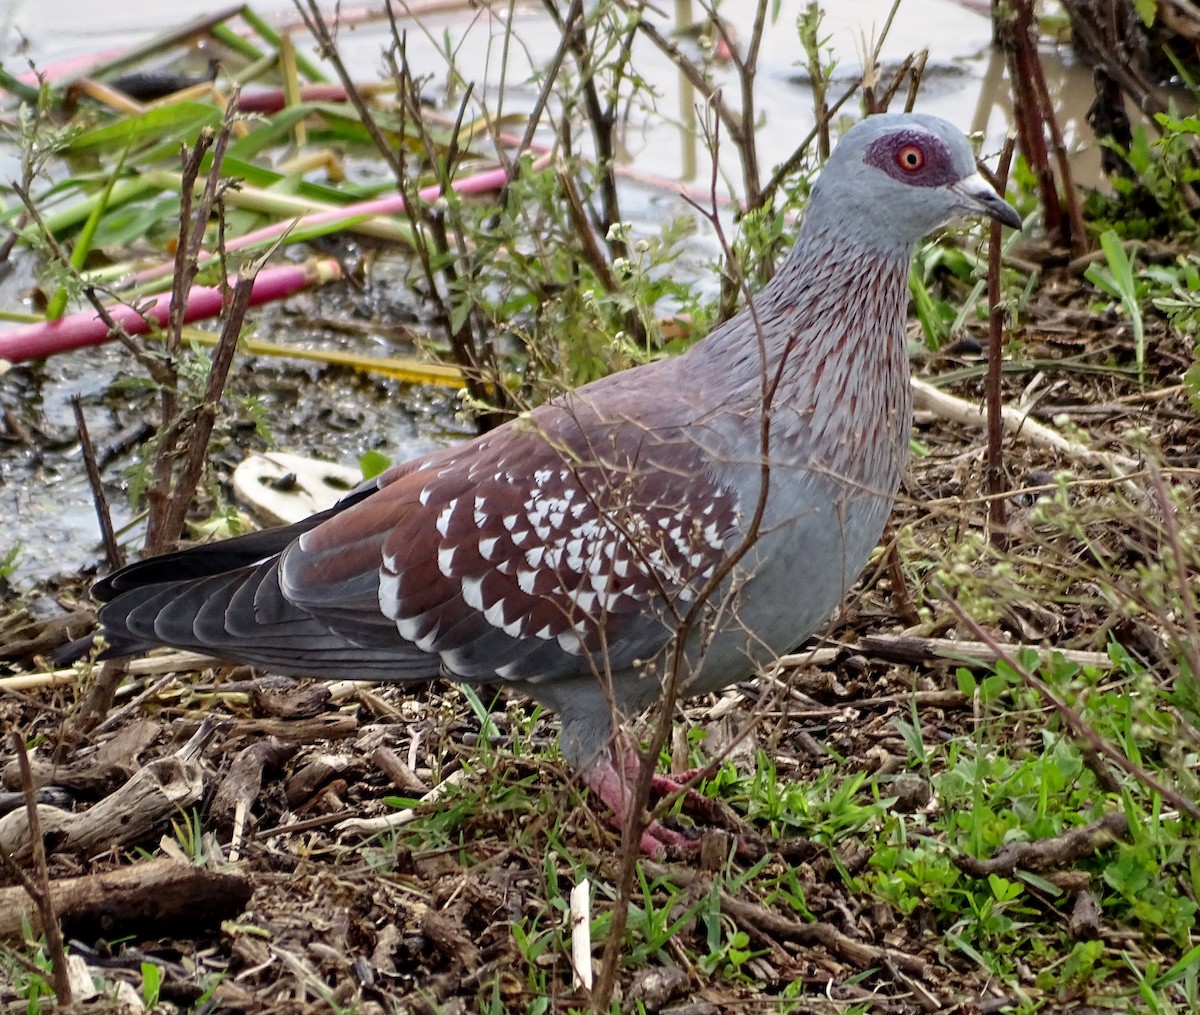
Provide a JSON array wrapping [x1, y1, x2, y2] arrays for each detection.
[[92, 113, 1020, 853]]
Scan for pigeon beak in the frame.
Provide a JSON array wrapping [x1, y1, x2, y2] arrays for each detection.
[[951, 172, 1022, 229]]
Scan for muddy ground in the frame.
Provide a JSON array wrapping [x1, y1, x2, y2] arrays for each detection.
[[0, 239, 1196, 1012]]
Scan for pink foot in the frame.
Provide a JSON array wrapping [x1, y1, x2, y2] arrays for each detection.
[[580, 740, 738, 857], [583, 756, 699, 856]]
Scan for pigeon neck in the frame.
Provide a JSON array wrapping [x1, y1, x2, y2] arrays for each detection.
[[785, 211, 916, 277], [745, 215, 917, 359]]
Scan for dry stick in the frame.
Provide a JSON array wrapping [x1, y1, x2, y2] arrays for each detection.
[[864, 0, 903, 113], [625, 15, 749, 173], [899, 49, 930, 113], [955, 811, 1129, 878], [853, 634, 1114, 673], [1022, 14, 1087, 257], [910, 377, 1138, 475], [638, 859, 928, 975], [727, 0, 768, 207], [296, 0, 406, 181], [506, 0, 583, 175], [70, 396, 124, 572], [557, 167, 620, 294], [5, 733, 72, 1005], [543, 0, 632, 260], [942, 598, 1200, 823], [985, 132, 1017, 547], [157, 276, 253, 540], [74, 658, 132, 741], [144, 135, 210, 555], [591, 122, 750, 1015], [760, 44, 920, 220], [997, 0, 1064, 242], [758, 81, 859, 214], [146, 101, 239, 554], [360, 21, 504, 425], [0, 650, 216, 694], [407, 80, 508, 426]]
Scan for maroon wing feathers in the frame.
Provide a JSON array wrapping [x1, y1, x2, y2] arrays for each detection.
[[280, 403, 741, 683]]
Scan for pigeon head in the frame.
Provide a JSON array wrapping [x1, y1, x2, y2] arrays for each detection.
[[805, 113, 1021, 250]]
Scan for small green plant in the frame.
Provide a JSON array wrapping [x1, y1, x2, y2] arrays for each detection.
[[0, 544, 20, 579], [140, 960, 162, 1008], [1085, 115, 1200, 238], [1085, 229, 1148, 381]]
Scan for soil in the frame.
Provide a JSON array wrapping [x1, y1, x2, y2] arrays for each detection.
[[1, 236, 1197, 1013]]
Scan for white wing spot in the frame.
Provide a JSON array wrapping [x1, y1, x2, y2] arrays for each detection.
[[557, 630, 583, 654], [461, 574, 485, 611], [396, 614, 437, 653], [436, 500, 457, 537], [568, 589, 597, 615], [484, 598, 523, 638], [378, 571, 401, 619]]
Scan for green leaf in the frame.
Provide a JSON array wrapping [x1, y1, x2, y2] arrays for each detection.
[[66, 102, 221, 153], [140, 962, 161, 1008], [359, 448, 392, 481]]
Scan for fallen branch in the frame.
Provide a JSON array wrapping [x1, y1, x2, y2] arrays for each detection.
[[911, 376, 1139, 475], [640, 860, 927, 976], [954, 812, 1129, 877], [1, 734, 71, 1003], [0, 858, 252, 939], [0, 650, 218, 694], [857, 634, 1114, 672], [0, 721, 218, 858]]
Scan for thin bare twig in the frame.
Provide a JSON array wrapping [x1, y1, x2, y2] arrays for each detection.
[[985, 131, 1017, 546], [156, 268, 257, 542], [5, 733, 72, 1005], [70, 396, 124, 572]]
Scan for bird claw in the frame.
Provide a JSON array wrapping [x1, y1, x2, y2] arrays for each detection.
[[582, 747, 749, 858]]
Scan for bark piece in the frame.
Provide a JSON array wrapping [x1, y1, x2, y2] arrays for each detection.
[[0, 858, 251, 939], [284, 753, 356, 807], [250, 676, 332, 718], [0, 754, 204, 858], [210, 739, 296, 830]]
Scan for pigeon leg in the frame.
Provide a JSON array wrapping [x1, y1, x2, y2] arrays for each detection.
[[581, 755, 699, 856]]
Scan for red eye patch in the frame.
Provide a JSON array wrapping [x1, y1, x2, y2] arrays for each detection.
[[865, 129, 956, 188]]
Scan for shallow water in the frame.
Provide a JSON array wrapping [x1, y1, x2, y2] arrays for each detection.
[[3, 0, 1046, 179], [0, 0, 1090, 585]]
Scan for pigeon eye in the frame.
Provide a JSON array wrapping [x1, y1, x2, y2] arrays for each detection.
[[896, 144, 924, 171]]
